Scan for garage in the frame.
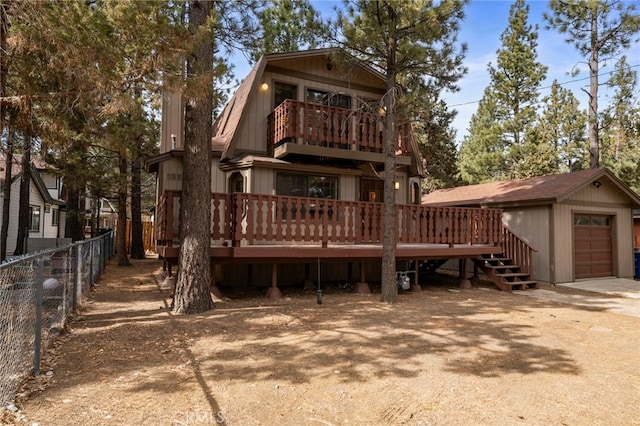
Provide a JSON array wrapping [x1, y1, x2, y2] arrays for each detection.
[[574, 214, 613, 279], [422, 167, 640, 284]]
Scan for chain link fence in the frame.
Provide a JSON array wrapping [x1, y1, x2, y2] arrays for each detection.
[[0, 232, 114, 407]]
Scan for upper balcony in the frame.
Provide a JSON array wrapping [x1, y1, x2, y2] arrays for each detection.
[[267, 99, 414, 166]]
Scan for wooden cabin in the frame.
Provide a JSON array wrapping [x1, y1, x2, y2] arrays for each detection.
[[147, 49, 535, 296]]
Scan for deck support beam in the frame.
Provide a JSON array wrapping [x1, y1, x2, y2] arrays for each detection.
[[353, 262, 371, 294], [459, 258, 472, 289], [266, 263, 283, 298], [410, 258, 421, 291], [210, 259, 223, 301], [303, 263, 314, 290]]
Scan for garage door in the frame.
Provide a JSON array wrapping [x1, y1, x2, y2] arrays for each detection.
[[574, 214, 613, 279]]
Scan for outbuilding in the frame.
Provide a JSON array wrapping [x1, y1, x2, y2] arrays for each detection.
[[421, 168, 640, 284]]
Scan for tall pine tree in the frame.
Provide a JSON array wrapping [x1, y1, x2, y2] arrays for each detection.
[[339, 0, 467, 302], [545, 0, 640, 168]]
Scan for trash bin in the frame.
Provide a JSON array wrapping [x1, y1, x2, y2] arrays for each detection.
[[635, 250, 640, 280]]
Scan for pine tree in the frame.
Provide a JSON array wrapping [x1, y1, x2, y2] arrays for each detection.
[[339, 0, 468, 302], [536, 80, 588, 173], [545, 0, 640, 168], [489, 0, 547, 179], [458, 87, 505, 184], [248, 0, 329, 63], [600, 56, 640, 192]]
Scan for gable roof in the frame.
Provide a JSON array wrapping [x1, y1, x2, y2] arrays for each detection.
[[217, 48, 385, 161], [422, 168, 640, 208], [0, 162, 65, 206], [213, 48, 423, 175]]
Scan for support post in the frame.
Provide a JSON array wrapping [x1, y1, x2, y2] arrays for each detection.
[[210, 258, 223, 300], [459, 258, 472, 289], [266, 263, 283, 298], [410, 258, 421, 291], [353, 261, 371, 294]]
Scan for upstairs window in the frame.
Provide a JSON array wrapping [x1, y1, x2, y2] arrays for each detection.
[[274, 82, 297, 108], [306, 88, 351, 109]]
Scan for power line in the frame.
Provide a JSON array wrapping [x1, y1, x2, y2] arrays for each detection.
[[448, 63, 640, 108]]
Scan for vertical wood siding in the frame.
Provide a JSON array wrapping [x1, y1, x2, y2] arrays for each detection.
[[502, 206, 551, 283]]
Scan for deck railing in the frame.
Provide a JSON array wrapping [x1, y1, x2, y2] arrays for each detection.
[[155, 191, 504, 248], [267, 99, 413, 155]]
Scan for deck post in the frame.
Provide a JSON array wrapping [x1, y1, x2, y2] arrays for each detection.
[[353, 262, 371, 294], [459, 258, 472, 289], [410, 258, 421, 291], [266, 263, 283, 298], [210, 259, 223, 300], [303, 263, 314, 290]]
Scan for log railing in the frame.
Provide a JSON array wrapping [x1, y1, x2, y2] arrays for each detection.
[[267, 99, 413, 155], [156, 191, 504, 248], [501, 225, 537, 275]]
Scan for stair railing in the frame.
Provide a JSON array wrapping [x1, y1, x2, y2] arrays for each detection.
[[501, 225, 538, 275]]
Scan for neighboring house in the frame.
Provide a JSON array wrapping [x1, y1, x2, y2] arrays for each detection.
[[84, 197, 117, 237], [147, 48, 531, 294], [0, 159, 66, 255], [422, 168, 640, 285]]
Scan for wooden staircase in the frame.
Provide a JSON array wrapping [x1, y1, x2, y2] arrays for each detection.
[[475, 226, 539, 292], [475, 254, 539, 292]]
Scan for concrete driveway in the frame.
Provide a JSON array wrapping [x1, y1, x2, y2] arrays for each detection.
[[515, 277, 640, 318]]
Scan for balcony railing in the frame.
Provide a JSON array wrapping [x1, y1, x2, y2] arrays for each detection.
[[267, 99, 414, 155], [155, 191, 504, 249]]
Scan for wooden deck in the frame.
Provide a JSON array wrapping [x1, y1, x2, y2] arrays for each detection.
[[155, 191, 505, 262]]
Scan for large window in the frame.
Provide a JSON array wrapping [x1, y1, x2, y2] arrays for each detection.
[[29, 205, 41, 232], [276, 173, 338, 199]]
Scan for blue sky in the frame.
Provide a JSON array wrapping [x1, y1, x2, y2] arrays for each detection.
[[231, 1, 640, 144]]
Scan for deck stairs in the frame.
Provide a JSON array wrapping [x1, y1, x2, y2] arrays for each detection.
[[474, 253, 539, 292]]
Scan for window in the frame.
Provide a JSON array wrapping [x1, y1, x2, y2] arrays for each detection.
[[52, 208, 60, 226], [229, 172, 244, 193], [274, 82, 297, 108], [29, 206, 41, 232], [306, 88, 351, 109], [276, 173, 338, 199]]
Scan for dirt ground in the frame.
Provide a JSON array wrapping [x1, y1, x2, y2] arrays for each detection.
[[3, 257, 640, 426]]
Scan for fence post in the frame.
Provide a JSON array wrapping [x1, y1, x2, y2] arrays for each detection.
[[33, 257, 44, 376], [72, 244, 79, 311], [89, 241, 94, 288]]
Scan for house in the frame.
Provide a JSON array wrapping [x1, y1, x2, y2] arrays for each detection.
[[421, 168, 640, 284], [148, 48, 531, 295], [0, 158, 66, 255], [84, 197, 117, 238]]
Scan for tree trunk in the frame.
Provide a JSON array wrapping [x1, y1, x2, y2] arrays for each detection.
[[116, 152, 130, 266], [129, 144, 145, 259], [1, 129, 13, 261], [588, 12, 599, 169], [14, 126, 31, 255], [0, 0, 7, 260], [173, 0, 214, 314], [380, 35, 398, 304], [64, 184, 85, 241]]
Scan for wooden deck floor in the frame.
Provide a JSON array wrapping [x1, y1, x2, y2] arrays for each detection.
[[158, 242, 503, 264]]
